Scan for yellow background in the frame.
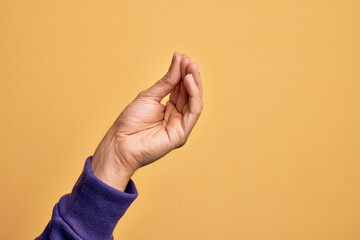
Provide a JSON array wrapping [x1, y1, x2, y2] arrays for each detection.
[[1, 0, 359, 239]]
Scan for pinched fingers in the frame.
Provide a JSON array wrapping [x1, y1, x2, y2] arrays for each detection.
[[138, 52, 182, 102], [175, 55, 191, 112]]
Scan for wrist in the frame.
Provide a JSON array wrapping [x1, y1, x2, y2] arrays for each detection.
[[92, 137, 135, 192]]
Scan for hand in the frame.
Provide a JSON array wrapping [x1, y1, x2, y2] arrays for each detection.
[[91, 52, 203, 191]]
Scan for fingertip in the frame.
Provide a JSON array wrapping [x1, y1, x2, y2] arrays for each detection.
[[184, 72, 193, 79], [169, 52, 182, 73], [181, 57, 191, 67], [172, 52, 181, 64], [187, 62, 199, 74]]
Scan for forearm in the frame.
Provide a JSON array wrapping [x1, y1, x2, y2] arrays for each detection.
[[36, 156, 138, 240]]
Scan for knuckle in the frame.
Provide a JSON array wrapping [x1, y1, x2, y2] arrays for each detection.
[[161, 74, 173, 87], [195, 109, 202, 117], [176, 141, 186, 149], [162, 73, 170, 83], [176, 136, 188, 149], [192, 107, 202, 118]]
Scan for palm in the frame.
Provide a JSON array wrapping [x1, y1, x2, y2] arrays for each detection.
[[113, 96, 184, 168]]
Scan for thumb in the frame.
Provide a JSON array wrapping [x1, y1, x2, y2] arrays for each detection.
[[137, 52, 182, 102]]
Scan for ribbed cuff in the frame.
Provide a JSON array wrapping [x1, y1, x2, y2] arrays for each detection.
[[58, 156, 138, 240]]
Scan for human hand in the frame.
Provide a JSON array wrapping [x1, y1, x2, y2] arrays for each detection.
[[91, 53, 203, 191]]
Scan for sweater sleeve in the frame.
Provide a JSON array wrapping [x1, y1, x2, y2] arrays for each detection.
[[35, 155, 138, 240]]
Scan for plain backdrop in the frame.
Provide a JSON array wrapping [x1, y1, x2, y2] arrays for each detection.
[[0, 0, 359, 239]]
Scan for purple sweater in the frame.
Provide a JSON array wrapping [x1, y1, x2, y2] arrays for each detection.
[[35, 156, 138, 240]]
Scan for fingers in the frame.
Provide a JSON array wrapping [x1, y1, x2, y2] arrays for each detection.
[[182, 73, 202, 135], [183, 73, 202, 115], [182, 61, 203, 136], [176, 55, 191, 112], [169, 54, 188, 106], [181, 54, 190, 79], [138, 52, 182, 102], [165, 56, 203, 146], [187, 62, 203, 99], [169, 84, 180, 105]]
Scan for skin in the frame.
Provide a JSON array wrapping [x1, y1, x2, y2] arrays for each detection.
[[91, 52, 203, 191]]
